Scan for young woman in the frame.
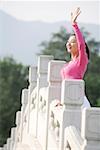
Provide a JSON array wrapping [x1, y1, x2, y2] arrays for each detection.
[[60, 7, 90, 108]]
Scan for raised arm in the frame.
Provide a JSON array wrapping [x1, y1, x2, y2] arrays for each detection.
[[71, 8, 87, 62]]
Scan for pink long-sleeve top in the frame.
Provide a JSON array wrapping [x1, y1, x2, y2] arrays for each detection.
[[61, 23, 88, 80]]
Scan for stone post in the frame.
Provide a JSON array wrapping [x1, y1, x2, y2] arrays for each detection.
[[27, 66, 37, 133], [28, 66, 37, 94], [3, 144, 7, 150], [45, 60, 65, 150], [15, 111, 21, 144], [20, 89, 28, 141], [81, 107, 100, 150], [6, 138, 11, 150], [35, 55, 54, 137], [59, 79, 84, 150], [10, 127, 16, 150]]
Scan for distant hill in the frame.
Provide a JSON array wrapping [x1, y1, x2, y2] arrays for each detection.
[[0, 10, 100, 65]]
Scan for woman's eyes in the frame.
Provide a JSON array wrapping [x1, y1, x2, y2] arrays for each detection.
[[67, 41, 76, 44]]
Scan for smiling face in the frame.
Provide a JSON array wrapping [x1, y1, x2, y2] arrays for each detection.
[[66, 35, 78, 55]]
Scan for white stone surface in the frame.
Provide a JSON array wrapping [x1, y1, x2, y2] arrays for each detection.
[[16, 111, 21, 126], [37, 55, 54, 74], [3, 56, 100, 150], [61, 79, 84, 106], [59, 79, 84, 150], [21, 89, 28, 106], [29, 66, 37, 83], [45, 60, 65, 150], [7, 138, 11, 150], [47, 60, 65, 83], [64, 126, 83, 150], [81, 107, 100, 150], [81, 107, 100, 140], [11, 127, 16, 142]]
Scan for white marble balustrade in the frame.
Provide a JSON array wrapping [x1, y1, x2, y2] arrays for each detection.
[[2, 55, 100, 150], [49, 79, 84, 150], [64, 107, 100, 150], [29, 55, 54, 139]]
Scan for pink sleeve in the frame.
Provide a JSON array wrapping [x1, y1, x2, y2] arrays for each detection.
[[72, 23, 88, 65]]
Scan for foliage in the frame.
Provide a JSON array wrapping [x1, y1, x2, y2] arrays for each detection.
[[39, 27, 71, 62], [39, 26, 100, 107], [84, 52, 100, 106], [0, 57, 29, 146]]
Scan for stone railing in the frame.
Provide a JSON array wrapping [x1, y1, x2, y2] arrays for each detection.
[[38, 60, 66, 150], [49, 79, 84, 150], [64, 107, 100, 150], [2, 55, 100, 150]]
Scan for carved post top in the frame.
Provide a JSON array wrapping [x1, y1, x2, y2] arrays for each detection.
[[81, 107, 100, 141], [6, 138, 11, 149], [29, 66, 37, 83], [21, 89, 28, 105], [37, 55, 54, 74], [61, 79, 84, 106], [15, 111, 21, 126], [11, 127, 16, 141], [48, 60, 66, 83], [3, 144, 7, 149], [7, 137, 11, 143]]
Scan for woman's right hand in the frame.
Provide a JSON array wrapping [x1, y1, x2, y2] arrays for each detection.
[[71, 7, 81, 24]]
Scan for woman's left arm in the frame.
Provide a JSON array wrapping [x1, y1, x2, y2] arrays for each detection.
[[71, 8, 87, 62], [72, 22, 85, 55]]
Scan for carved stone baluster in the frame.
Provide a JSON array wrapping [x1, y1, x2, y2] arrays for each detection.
[[59, 79, 84, 150], [81, 107, 100, 150], [35, 55, 54, 137], [45, 60, 65, 150]]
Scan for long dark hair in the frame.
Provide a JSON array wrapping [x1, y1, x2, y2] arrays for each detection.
[[85, 42, 90, 59], [70, 34, 90, 59]]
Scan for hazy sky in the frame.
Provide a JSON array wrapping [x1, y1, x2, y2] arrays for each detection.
[[0, 0, 100, 25]]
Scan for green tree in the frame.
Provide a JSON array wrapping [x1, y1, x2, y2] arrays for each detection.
[[39, 26, 100, 107], [0, 57, 29, 146], [39, 27, 71, 61], [84, 52, 100, 106]]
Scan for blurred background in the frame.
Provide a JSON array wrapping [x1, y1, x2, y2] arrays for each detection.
[[0, 0, 100, 147]]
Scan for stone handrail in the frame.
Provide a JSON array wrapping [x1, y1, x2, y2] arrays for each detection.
[[2, 55, 100, 150], [39, 60, 66, 112], [50, 79, 84, 150], [64, 126, 83, 150], [64, 107, 100, 150], [29, 59, 65, 150], [39, 60, 66, 150], [29, 55, 54, 137]]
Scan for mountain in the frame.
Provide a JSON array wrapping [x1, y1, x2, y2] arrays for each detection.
[[0, 10, 100, 65]]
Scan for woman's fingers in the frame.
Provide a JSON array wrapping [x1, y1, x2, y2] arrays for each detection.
[[71, 12, 73, 16], [70, 7, 81, 24], [76, 7, 81, 16], [73, 7, 81, 16], [77, 8, 81, 16]]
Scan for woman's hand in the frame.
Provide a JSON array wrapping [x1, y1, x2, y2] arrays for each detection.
[[71, 7, 81, 24]]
